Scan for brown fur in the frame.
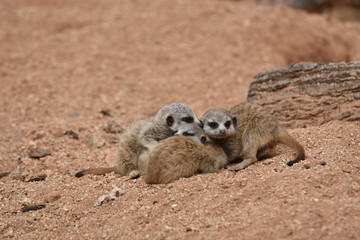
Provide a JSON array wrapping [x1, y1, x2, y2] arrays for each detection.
[[202, 102, 305, 171], [144, 136, 227, 184]]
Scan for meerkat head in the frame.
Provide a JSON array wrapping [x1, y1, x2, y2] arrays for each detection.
[[201, 108, 237, 139], [174, 123, 207, 144], [155, 103, 202, 131]]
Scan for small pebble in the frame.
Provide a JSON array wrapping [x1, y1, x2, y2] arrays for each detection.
[[26, 175, 47, 182], [0, 172, 10, 178], [21, 204, 46, 212], [44, 192, 61, 203], [100, 109, 112, 117], [303, 164, 311, 169], [64, 130, 79, 140], [69, 112, 79, 117], [28, 148, 51, 159]]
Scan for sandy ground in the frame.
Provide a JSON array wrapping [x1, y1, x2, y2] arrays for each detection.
[[0, 0, 359, 239]]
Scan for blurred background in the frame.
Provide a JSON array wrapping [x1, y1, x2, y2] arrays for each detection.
[[1, 0, 359, 139]]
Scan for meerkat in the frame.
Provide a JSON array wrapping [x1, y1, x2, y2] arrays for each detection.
[[137, 123, 208, 178], [201, 102, 305, 171], [144, 135, 227, 184], [75, 103, 203, 178]]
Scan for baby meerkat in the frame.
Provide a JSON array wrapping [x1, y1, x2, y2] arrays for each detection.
[[135, 123, 208, 178], [144, 136, 227, 184], [75, 103, 202, 178], [201, 102, 305, 171]]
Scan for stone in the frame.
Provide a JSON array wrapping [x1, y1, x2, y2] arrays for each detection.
[[248, 62, 360, 127]]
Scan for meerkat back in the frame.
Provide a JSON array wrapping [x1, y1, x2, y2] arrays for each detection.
[[144, 136, 227, 184], [144, 136, 201, 184], [229, 102, 305, 170], [137, 122, 208, 176]]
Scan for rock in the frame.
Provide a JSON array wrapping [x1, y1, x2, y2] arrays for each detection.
[[30, 130, 46, 140], [319, 161, 327, 166], [64, 130, 79, 140], [248, 62, 360, 127], [8, 170, 25, 181], [84, 133, 105, 149], [28, 147, 51, 159], [44, 192, 61, 203], [20, 204, 46, 212], [100, 109, 112, 117], [257, 0, 360, 21], [0, 172, 10, 178], [26, 175, 47, 182], [43, 156, 56, 168], [69, 112, 79, 117]]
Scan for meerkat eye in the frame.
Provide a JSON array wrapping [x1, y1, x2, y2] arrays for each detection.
[[183, 132, 195, 137], [182, 116, 194, 123], [224, 120, 232, 129], [208, 122, 218, 129], [166, 116, 174, 127], [200, 136, 207, 144]]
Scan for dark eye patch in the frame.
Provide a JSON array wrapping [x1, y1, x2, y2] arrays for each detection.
[[182, 116, 194, 123], [166, 116, 174, 126], [224, 120, 232, 129], [183, 132, 195, 137], [208, 122, 218, 129]]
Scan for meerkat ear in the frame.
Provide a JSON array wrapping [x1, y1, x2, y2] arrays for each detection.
[[199, 120, 204, 128], [166, 116, 174, 127], [232, 117, 237, 127]]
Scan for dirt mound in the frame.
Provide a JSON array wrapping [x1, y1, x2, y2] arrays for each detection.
[[0, 0, 359, 239]]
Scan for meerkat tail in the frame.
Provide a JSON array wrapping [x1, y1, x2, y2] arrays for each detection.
[[75, 167, 116, 178], [276, 129, 305, 166]]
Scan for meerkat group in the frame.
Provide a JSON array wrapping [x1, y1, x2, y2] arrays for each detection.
[[76, 102, 305, 184], [75, 103, 205, 179]]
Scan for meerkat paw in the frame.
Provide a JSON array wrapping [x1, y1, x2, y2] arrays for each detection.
[[129, 170, 140, 179], [227, 165, 245, 172], [228, 158, 255, 172]]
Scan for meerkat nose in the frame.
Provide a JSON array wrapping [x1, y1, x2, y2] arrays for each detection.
[[220, 129, 226, 134]]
